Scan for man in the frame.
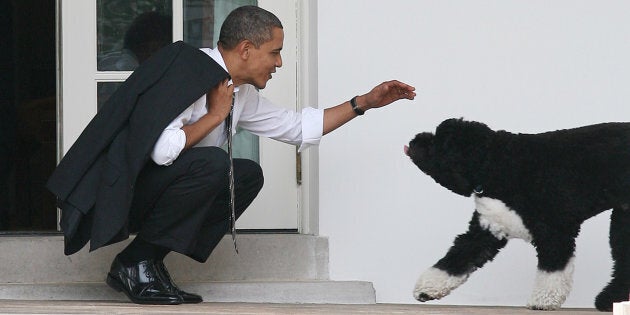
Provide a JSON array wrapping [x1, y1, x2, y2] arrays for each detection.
[[47, 6, 415, 305]]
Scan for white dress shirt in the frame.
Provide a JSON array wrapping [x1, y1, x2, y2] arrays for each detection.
[[151, 47, 324, 166]]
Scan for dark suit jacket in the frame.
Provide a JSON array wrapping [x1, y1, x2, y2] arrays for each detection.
[[46, 41, 229, 255]]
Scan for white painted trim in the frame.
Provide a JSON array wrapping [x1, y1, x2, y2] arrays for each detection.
[[60, 0, 97, 154], [172, 0, 183, 41], [55, 0, 63, 230], [297, 0, 319, 235], [94, 71, 133, 82]]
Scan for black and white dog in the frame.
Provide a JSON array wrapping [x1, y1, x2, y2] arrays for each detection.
[[404, 118, 630, 311]]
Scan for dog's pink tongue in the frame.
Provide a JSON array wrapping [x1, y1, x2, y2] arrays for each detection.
[[404, 145, 409, 156]]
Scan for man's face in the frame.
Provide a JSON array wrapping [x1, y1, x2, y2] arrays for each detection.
[[246, 27, 283, 89]]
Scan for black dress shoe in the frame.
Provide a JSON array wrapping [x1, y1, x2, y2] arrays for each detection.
[[154, 260, 203, 304], [106, 256, 183, 305]]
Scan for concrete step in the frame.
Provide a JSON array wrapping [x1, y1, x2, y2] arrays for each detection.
[[0, 234, 376, 304], [0, 234, 328, 283], [0, 281, 376, 304]]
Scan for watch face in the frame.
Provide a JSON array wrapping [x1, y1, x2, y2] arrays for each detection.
[[351, 97, 364, 115]]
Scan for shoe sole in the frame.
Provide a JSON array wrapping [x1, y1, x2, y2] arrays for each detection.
[[181, 296, 204, 304], [106, 273, 183, 305]]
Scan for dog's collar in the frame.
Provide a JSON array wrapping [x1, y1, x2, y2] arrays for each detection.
[[473, 185, 484, 195]]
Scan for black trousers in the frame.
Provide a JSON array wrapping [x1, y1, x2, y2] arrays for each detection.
[[129, 146, 264, 262]]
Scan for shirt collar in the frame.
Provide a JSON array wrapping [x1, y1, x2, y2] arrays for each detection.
[[203, 47, 239, 93]]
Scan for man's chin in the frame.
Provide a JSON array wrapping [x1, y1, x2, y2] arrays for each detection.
[[254, 81, 268, 90]]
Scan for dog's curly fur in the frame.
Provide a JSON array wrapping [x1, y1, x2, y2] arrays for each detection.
[[405, 118, 630, 311]]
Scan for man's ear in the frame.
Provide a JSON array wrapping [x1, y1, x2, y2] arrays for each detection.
[[236, 40, 252, 60]]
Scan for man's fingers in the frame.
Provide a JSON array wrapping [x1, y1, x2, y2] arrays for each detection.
[[388, 81, 416, 99]]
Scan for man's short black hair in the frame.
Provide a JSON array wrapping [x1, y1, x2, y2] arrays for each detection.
[[218, 5, 283, 49]]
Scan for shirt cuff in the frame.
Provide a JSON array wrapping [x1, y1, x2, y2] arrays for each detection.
[[151, 128, 187, 166], [298, 107, 324, 152]]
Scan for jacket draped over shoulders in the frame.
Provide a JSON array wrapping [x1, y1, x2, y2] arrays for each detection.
[[46, 41, 230, 255]]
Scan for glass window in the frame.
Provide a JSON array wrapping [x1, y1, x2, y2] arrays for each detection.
[[97, 0, 173, 71], [184, 0, 257, 48]]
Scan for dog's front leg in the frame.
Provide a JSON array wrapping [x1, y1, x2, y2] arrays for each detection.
[[414, 211, 507, 302], [527, 232, 577, 310]]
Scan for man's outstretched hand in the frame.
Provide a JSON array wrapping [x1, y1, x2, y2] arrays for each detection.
[[359, 80, 416, 111]]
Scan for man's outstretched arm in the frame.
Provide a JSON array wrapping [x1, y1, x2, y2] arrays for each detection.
[[323, 80, 416, 135]]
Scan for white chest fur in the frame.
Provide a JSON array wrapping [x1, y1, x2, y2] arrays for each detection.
[[474, 196, 533, 242]]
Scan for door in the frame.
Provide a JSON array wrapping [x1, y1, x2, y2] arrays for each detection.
[[59, 0, 300, 230]]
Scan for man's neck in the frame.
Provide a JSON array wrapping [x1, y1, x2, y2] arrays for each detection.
[[217, 45, 243, 86]]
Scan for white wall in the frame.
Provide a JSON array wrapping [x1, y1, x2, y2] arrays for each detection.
[[316, 0, 630, 307]]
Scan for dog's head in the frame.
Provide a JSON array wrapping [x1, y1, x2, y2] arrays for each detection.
[[405, 118, 493, 196]]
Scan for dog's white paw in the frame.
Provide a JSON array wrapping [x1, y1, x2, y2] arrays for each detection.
[[526, 259, 574, 311], [526, 302, 561, 311], [413, 267, 468, 302]]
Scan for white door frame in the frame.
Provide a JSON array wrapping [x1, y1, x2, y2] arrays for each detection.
[[295, 0, 318, 235]]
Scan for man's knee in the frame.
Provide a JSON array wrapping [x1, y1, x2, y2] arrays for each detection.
[[184, 147, 230, 178], [235, 158, 264, 191]]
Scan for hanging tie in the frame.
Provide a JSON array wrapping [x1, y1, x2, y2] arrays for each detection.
[[226, 91, 238, 253]]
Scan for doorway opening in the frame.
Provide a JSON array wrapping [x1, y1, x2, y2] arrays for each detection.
[[0, 0, 58, 232]]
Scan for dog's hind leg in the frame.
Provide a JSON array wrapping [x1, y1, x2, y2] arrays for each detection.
[[595, 207, 630, 311], [413, 211, 507, 302], [527, 232, 577, 310]]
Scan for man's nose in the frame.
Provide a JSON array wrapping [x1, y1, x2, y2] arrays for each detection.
[[276, 54, 283, 68]]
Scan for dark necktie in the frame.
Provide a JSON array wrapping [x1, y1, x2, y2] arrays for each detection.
[[226, 92, 238, 253]]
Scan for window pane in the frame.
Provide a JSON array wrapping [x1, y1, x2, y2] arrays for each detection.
[[97, 0, 172, 71], [183, 0, 257, 49], [184, 0, 259, 162], [229, 128, 260, 161]]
